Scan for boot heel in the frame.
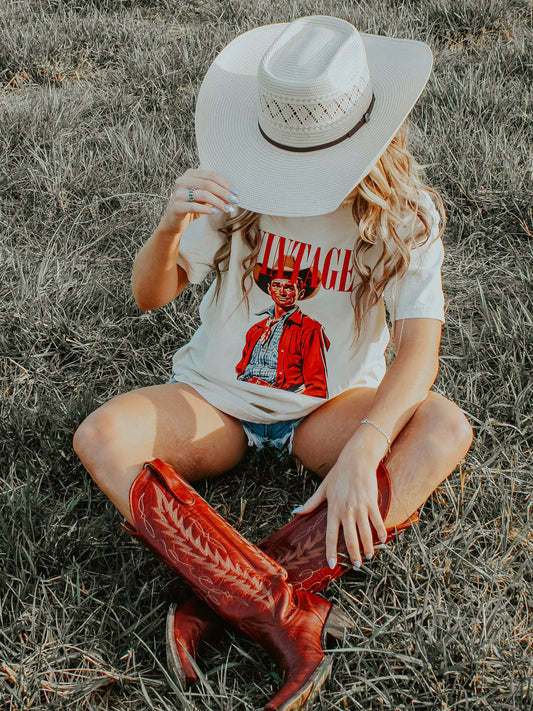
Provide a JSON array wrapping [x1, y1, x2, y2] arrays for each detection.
[[266, 656, 332, 711], [131, 460, 340, 711], [322, 604, 354, 642], [166, 603, 187, 686]]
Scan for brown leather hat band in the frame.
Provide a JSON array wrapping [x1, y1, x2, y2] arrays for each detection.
[[258, 93, 376, 153]]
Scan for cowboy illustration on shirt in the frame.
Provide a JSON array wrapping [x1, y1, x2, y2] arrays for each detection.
[[236, 257, 330, 397]]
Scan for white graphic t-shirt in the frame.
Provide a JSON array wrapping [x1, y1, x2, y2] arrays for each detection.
[[172, 195, 444, 423]]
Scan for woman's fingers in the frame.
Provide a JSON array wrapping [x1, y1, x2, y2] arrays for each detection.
[[339, 510, 362, 568], [326, 498, 387, 567], [177, 187, 225, 214], [296, 465, 388, 568], [174, 169, 239, 214], [354, 510, 375, 561], [369, 503, 388, 546], [325, 503, 374, 568], [325, 507, 341, 569], [347, 498, 388, 562], [177, 168, 233, 193], [158, 168, 239, 235]]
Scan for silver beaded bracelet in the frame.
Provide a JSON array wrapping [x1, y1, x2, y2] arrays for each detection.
[[360, 418, 391, 450]]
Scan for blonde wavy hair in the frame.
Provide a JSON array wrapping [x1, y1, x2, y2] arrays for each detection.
[[211, 123, 445, 337]]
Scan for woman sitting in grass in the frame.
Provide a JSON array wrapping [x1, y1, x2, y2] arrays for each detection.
[[74, 16, 473, 711]]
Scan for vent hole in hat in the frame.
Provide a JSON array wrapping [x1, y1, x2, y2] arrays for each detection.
[[261, 79, 367, 130]]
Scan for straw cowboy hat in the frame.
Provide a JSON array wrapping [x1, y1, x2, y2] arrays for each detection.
[[253, 256, 321, 300], [195, 15, 433, 217]]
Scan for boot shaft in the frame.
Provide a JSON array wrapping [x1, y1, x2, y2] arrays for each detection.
[[128, 460, 336, 644], [129, 460, 291, 617], [127, 459, 343, 711], [262, 461, 417, 592]]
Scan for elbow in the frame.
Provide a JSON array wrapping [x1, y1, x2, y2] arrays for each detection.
[[131, 263, 187, 311], [131, 275, 164, 311], [133, 295, 168, 312], [133, 293, 155, 312], [135, 302, 154, 312], [131, 286, 154, 312], [131, 283, 184, 311], [131, 275, 147, 310]]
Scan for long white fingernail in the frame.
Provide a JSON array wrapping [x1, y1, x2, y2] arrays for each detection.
[[328, 557, 336, 570], [353, 561, 361, 569], [381, 536, 387, 544], [211, 207, 220, 213], [225, 204, 236, 215], [291, 505, 303, 514]]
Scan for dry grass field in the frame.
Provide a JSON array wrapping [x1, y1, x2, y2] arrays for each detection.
[[0, 1, 531, 709]]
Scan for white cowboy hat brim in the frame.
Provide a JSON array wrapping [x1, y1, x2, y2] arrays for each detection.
[[195, 22, 433, 217]]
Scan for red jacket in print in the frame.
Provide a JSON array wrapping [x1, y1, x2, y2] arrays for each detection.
[[235, 308, 330, 398]]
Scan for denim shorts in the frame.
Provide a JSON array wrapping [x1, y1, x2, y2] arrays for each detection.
[[167, 376, 301, 453], [241, 418, 303, 453]]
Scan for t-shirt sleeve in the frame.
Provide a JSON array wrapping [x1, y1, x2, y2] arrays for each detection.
[[383, 195, 445, 323], [177, 213, 227, 284]]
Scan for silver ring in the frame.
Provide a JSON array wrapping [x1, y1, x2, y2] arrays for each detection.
[[188, 188, 195, 203]]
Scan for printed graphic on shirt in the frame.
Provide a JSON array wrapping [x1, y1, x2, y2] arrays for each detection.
[[255, 229, 356, 293], [235, 256, 330, 398]]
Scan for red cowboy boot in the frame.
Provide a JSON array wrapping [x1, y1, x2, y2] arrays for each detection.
[[167, 461, 418, 685], [124, 459, 353, 711], [261, 462, 417, 591]]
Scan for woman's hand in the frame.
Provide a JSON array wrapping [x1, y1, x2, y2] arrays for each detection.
[[159, 168, 239, 235], [295, 428, 389, 569], [132, 169, 238, 310]]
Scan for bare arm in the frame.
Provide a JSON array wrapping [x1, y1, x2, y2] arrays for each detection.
[[360, 318, 441, 442], [132, 169, 237, 311], [297, 317, 442, 566]]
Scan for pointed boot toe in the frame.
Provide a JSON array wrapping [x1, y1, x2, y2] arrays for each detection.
[[128, 460, 353, 711]]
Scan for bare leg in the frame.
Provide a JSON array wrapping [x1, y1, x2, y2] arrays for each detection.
[[292, 388, 473, 528], [73, 382, 248, 522]]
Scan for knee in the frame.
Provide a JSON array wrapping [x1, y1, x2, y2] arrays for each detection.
[[73, 407, 118, 472], [429, 394, 474, 459], [446, 403, 474, 458], [73, 414, 94, 466]]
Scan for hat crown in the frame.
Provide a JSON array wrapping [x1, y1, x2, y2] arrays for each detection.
[[257, 16, 373, 149]]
